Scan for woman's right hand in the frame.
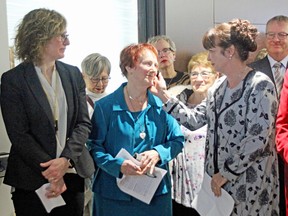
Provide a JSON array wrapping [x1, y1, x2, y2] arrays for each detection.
[[46, 177, 67, 198], [149, 72, 171, 103], [120, 160, 142, 175], [150, 72, 167, 95]]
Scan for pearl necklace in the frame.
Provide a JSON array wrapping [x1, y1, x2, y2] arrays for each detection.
[[125, 87, 146, 139], [126, 87, 147, 108]]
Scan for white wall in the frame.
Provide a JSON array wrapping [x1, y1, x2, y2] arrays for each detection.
[[166, 0, 288, 72]]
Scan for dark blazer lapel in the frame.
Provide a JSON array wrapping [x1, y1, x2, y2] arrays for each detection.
[[56, 62, 74, 129], [250, 56, 274, 83], [24, 63, 55, 128], [258, 57, 274, 82]]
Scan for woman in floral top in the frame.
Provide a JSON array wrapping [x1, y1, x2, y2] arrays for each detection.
[[171, 51, 219, 216], [152, 19, 279, 215]]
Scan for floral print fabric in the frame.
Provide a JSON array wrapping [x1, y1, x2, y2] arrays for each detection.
[[164, 71, 280, 215], [171, 125, 206, 207]]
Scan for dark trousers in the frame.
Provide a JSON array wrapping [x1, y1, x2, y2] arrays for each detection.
[[12, 174, 84, 216], [172, 199, 200, 216]]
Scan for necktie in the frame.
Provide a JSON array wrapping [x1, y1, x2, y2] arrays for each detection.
[[273, 62, 283, 98]]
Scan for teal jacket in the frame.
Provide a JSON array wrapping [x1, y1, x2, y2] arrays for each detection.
[[87, 83, 184, 201]]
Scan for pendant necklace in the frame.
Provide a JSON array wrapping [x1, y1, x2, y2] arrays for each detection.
[[126, 86, 146, 140]]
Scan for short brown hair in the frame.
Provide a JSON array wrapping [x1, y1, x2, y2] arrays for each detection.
[[119, 43, 158, 77]]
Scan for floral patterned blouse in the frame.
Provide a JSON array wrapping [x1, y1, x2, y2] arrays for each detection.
[[170, 87, 206, 208], [164, 70, 280, 215], [170, 125, 206, 208]]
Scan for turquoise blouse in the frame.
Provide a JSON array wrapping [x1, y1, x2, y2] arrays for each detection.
[[87, 83, 184, 201]]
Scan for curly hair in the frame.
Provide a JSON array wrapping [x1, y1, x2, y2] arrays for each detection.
[[202, 18, 258, 61], [14, 8, 67, 64]]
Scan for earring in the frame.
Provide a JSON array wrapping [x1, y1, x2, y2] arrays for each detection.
[[229, 55, 233, 60]]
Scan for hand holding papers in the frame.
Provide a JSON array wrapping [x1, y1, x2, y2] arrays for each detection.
[[116, 148, 167, 204], [35, 183, 66, 213], [191, 172, 234, 216]]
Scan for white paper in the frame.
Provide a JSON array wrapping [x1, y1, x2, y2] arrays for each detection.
[[116, 148, 167, 204], [191, 172, 234, 216], [35, 183, 66, 213]]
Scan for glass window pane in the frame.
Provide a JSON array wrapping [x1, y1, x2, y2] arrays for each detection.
[[6, 0, 138, 93]]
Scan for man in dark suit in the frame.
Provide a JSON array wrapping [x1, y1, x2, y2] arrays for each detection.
[[0, 8, 95, 216], [250, 15, 288, 216]]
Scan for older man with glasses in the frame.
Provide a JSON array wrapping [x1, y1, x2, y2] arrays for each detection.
[[250, 15, 288, 216]]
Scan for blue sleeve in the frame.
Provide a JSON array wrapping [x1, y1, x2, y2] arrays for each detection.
[[87, 102, 124, 178], [153, 111, 184, 166]]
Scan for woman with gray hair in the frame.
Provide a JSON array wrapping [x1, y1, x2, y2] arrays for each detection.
[[148, 35, 190, 89], [81, 53, 111, 118]]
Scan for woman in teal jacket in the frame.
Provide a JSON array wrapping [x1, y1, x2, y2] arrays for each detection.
[[87, 43, 184, 216]]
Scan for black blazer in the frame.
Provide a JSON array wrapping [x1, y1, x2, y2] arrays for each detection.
[[0, 61, 95, 191], [249, 56, 288, 96]]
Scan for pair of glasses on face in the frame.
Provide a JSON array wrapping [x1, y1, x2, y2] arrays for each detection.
[[89, 77, 111, 84], [190, 71, 213, 80], [158, 47, 173, 56], [265, 32, 288, 40], [59, 33, 69, 41]]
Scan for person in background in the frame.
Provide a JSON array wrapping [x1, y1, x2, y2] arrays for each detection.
[[81, 53, 111, 117], [254, 48, 268, 61], [171, 51, 219, 216], [147, 35, 190, 89], [249, 15, 288, 216], [87, 43, 184, 216], [81, 53, 111, 216], [176, 51, 219, 109], [246, 32, 266, 65], [0, 8, 95, 216], [151, 18, 279, 215]]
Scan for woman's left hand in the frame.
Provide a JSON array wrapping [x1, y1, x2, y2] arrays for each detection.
[[211, 173, 228, 197]]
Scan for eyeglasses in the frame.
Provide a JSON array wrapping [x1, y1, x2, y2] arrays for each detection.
[[60, 33, 69, 41], [158, 47, 173, 56], [265, 32, 288, 40], [190, 71, 213, 79], [89, 76, 111, 84]]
